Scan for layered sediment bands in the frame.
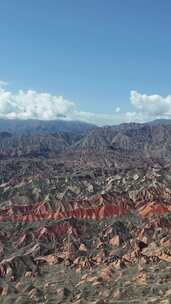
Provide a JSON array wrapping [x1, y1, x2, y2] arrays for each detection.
[[0, 192, 133, 222], [133, 185, 171, 205], [0, 203, 170, 224], [0, 204, 128, 223], [138, 201, 171, 218], [0, 192, 132, 213], [0, 195, 171, 224]]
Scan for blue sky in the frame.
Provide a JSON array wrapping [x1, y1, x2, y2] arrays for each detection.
[[0, 0, 171, 125]]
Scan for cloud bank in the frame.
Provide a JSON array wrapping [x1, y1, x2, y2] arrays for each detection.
[[0, 81, 170, 125], [130, 90, 171, 116]]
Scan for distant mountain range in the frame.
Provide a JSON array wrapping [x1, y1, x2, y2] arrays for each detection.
[[0, 119, 95, 135], [0, 118, 171, 135], [1, 118, 171, 168]]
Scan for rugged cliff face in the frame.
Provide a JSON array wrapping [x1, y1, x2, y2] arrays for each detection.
[[0, 120, 171, 303]]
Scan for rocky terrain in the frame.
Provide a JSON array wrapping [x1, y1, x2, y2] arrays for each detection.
[[0, 119, 171, 303]]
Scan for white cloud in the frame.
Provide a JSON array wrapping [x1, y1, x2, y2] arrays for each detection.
[[0, 82, 170, 125], [0, 87, 76, 120], [130, 90, 171, 116], [0, 80, 8, 87]]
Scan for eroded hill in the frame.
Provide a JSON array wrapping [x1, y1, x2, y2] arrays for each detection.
[[0, 120, 171, 303]]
